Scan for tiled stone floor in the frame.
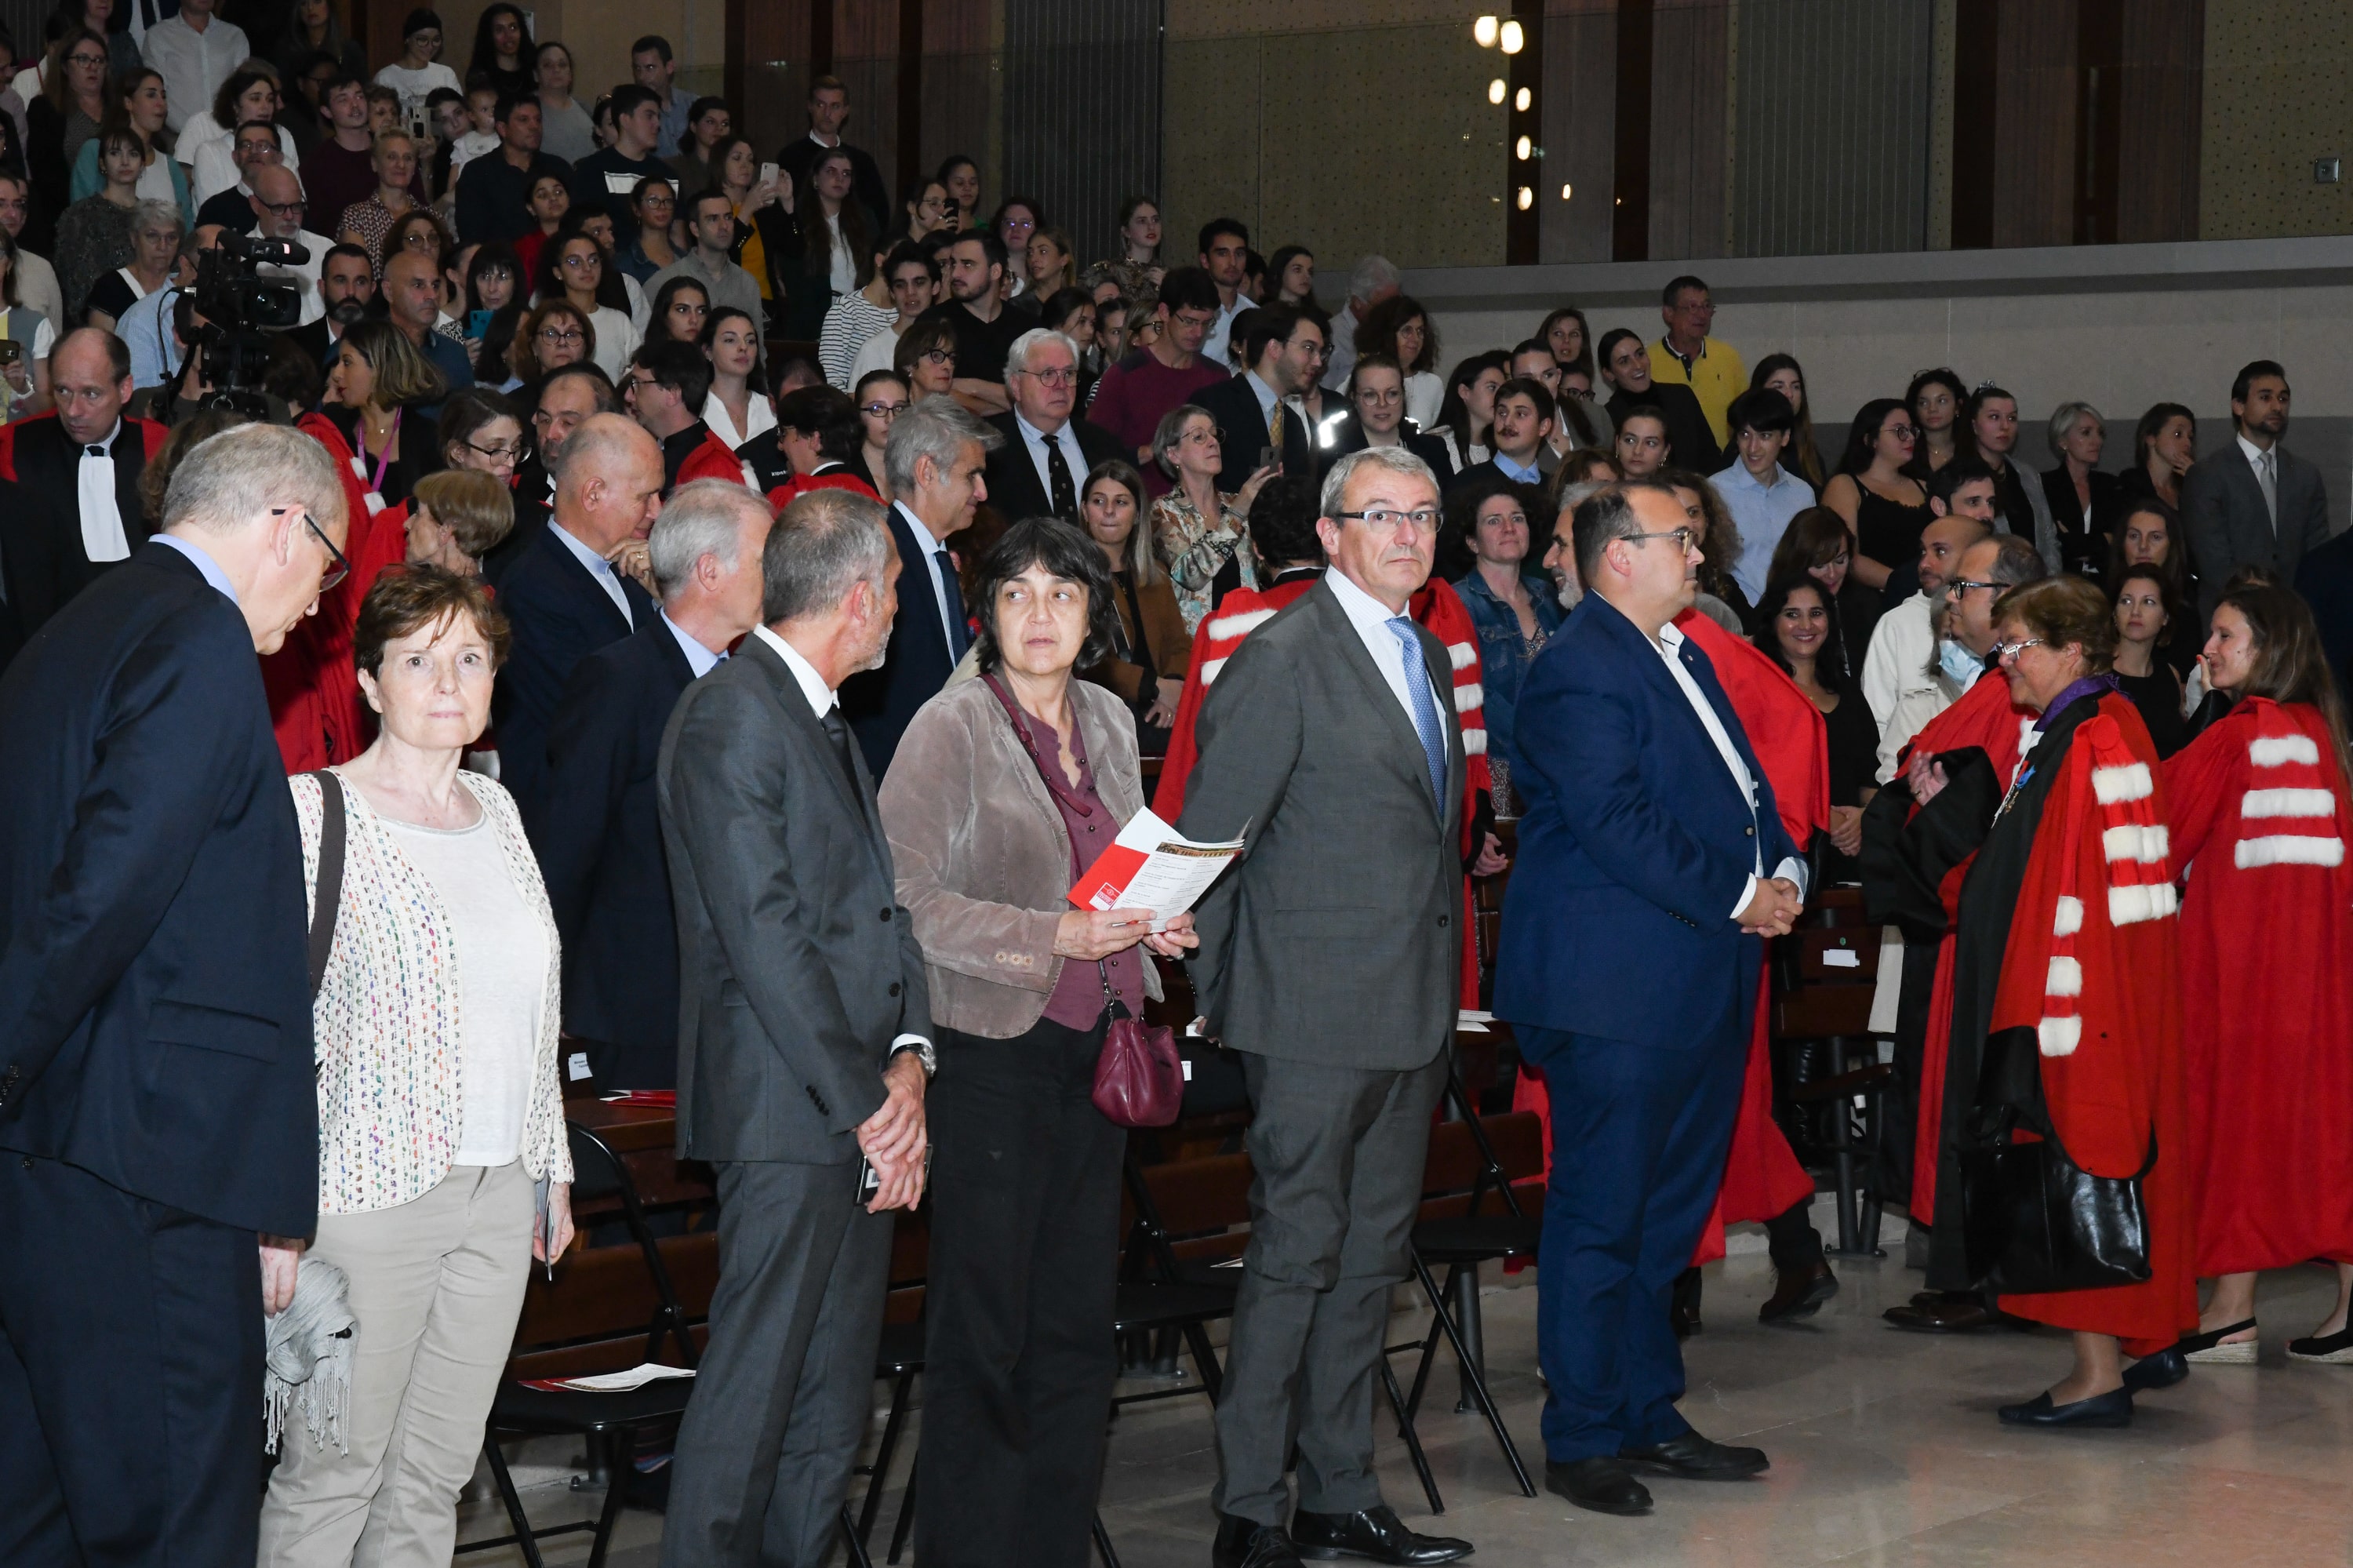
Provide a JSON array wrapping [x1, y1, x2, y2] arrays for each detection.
[[454, 1217, 2353, 1566]]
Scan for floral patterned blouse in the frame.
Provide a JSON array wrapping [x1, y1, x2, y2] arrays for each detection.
[[1151, 487, 1257, 634]]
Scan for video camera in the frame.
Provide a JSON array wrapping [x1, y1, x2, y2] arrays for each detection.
[[188, 230, 308, 417]]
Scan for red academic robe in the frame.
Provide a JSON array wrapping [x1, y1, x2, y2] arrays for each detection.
[[2162, 697, 2353, 1275], [260, 412, 387, 773], [676, 428, 750, 490], [1900, 673, 2038, 1219], [1511, 608, 1828, 1264], [764, 467, 877, 512], [1987, 696, 2197, 1353]]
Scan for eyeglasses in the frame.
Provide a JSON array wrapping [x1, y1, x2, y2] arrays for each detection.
[[537, 326, 584, 344], [66, 51, 107, 68], [1336, 508, 1440, 533], [1993, 637, 2046, 663], [464, 438, 528, 464], [1944, 579, 2000, 596], [1179, 425, 1224, 446], [261, 198, 307, 216], [860, 401, 910, 420], [1623, 526, 1696, 553], [919, 348, 955, 366], [1016, 366, 1078, 387], [278, 507, 349, 591]]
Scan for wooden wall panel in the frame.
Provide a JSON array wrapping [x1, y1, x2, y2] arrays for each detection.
[[1988, 0, 2078, 248], [1647, 0, 1728, 260], [2114, 0, 2203, 242], [1540, 0, 1619, 264]]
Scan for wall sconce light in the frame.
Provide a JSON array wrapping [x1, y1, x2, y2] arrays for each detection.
[[1500, 19, 1524, 53], [1516, 186, 1533, 209], [1561, 183, 1573, 200], [1473, 15, 1499, 46], [1515, 86, 1532, 111], [1515, 135, 1532, 160], [1488, 78, 1506, 104]]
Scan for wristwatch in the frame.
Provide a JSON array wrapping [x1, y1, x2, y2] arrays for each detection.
[[889, 1039, 936, 1079]]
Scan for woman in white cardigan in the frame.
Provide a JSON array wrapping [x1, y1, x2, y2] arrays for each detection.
[[259, 564, 574, 1568]]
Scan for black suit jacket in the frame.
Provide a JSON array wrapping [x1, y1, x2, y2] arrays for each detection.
[[9, 415, 154, 610], [1191, 370, 1311, 494], [493, 521, 656, 813], [982, 412, 1124, 522], [0, 543, 316, 1234], [0, 474, 59, 666], [1326, 414, 1457, 488], [1608, 382, 1722, 473], [527, 615, 698, 1090], [841, 501, 958, 778], [2297, 526, 2353, 699], [282, 317, 340, 380]]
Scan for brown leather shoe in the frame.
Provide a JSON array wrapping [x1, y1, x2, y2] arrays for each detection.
[[1883, 1297, 1994, 1333], [1758, 1259, 1838, 1323]]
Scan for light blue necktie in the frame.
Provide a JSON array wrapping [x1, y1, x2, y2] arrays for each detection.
[[1386, 617, 1449, 816]]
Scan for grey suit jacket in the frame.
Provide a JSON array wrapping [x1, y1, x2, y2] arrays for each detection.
[[657, 633, 931, 1164], [1174, 580, 1464, 1071], [2183, 441, 2331, 618]]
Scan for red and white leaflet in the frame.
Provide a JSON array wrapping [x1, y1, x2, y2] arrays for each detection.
[[1067, 808, 1245, 930]]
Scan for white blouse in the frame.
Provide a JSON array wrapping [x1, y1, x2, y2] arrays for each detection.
[[701, 387, 777, 451]]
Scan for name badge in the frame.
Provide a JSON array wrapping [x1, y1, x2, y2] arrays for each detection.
[[604, 173, 639, 196]]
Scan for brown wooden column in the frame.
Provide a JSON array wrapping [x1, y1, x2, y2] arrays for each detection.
[[2072, 0, 2122, 243], [896, 0, 924, 198], [1951, 0, 1999, 249], [1611, 0, 1654, 263]]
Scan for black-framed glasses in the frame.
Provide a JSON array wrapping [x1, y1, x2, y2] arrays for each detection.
[[278, 507, 348, 591], [1336, 507, 1439, 532], [464, 437, 528, 464], [262, 198, 307, 216], [1944, 578, 2000, 596], [860, 400, 911, 420], [65, 50, 107, 68], [1623, 526, 1696, 553]]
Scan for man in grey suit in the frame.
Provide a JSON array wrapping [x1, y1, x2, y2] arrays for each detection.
[[1176, 446, 1476, 1568], [2183, 358, 2331, 620], [656, 488, 936, 1568]]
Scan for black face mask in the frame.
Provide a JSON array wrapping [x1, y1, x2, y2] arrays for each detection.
[[328, 296, 369, 327]]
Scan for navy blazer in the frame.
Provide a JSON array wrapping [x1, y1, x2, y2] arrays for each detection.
[[1191, 370, 1315, 492], [0, 543, 317, 1235], [841, 501, 958, 778], [1493, 591, 1800, 1049], [981, 410, 1125, 523], [526, 614, 698, 1090], [494, 520, 655, 813]]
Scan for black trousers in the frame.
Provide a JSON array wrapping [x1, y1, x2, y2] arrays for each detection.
[[915, 1015, 1126, 1568], [0, 1152, 265, 1566]]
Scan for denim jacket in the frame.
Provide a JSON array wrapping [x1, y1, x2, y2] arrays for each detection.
[[1453, 569, 1565, 776]]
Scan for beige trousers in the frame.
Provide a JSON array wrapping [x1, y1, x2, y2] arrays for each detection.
[[258, 1161, 535, 1568]]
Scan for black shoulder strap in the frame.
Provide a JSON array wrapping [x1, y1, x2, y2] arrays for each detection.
[[307, 771, 346, 1001]]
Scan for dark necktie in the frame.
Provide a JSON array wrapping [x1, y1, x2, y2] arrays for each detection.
[[935, 549, 969, 660], [818, 703, 864, 803], [1044, 430, 1075, 519]]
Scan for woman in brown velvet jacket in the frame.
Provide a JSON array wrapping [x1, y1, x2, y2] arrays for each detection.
[[876, 517, 1198, 1568]]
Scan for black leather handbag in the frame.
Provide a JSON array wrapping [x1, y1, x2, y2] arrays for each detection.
[[1957, 1028, 2155, 1294]]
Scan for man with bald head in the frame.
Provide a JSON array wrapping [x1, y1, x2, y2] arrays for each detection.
[[0, 328, 166, 646], [245, 163, 330, 326], [493, 412, 666, 808], [383, 246, 475, 404], [487, 362, 619, 583]]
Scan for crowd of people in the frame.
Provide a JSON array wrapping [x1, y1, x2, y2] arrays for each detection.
[[2, 6, 2352, 1568]]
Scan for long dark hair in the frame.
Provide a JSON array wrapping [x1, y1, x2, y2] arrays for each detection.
[[1435, 350, 1510, 458], [968, 516, 1118, 675], [1837, 397, 1911, 477], [803, 148, 875, 286], [1537, 306, 1595, 380], [2133, 401, 2195, 473], [1749, 352, 1824, 489], [466, 241, 525, 381], [2111, 563, 2181, 654], [2215, 582, 2353, 781], [1752, 573, 1850, 691], [467, 3, 532, 82]]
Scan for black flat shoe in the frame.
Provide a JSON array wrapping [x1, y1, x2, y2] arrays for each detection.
[[1292, 1506, 1471, 1564], [1996, 1387, 2133, 1428], [1883, 1298, 1994, 1333], [1759, 1258, 1839, 1323], [2287, 1323, 2353, 1363], [1544, 1457, 1652, 1516], [1617, 1430, 1769, 1480], [1214, 1515, 1304, 1568], [2122, 1347, 2189, 1392]]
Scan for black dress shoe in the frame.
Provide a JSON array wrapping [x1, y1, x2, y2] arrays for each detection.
[[1544, 1457, 1652, 1516], [1618, 1430, 1769, 1480], [1759, 1258, 1839, 1323], [1213, 1515, 1304, 1568], [1671, 1265, 1704, 1338], [1291, 1505, 1472, 1564], [2287, 1322, 2353, 1362], [2122, 1347, 2190, 1392], [1996, 1387, 2133, 1428], [1883, 1297, 1995, 1333]]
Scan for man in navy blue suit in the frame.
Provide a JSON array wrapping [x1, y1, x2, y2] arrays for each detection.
[[493, 413, 665, 811], [1496, 480, 1805, 1518], [840, 397, 998, 777], [527, 478, 774, 1091], [0, 423, 347, 1563]]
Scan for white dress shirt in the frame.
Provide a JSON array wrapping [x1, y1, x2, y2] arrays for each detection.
[[1014, 411, 1085, 506], [662, 610, 727, 678], [1323, 566, 1446, 733], [1654, 620, 1809, 917], [895, 500, 958, 652], [78, 419, 128, 564], [140, 13, 250, 133], [700, 390, 776, 452], [750, 621, 931, 1057], [1202, 297, 1254, 370], [1860, 590, 1937, 734], [551, 521, 633, 627]]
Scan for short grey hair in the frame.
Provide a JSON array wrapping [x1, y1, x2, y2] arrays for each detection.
[[763, 488, 890, 624], [1986, 530, 2049, 589], [163, 422, 347, 537], [1349, 254, 1400, 304], [1318, 444, 1437, 523], [2046, 400, 2104, 458], [649, 478, 769, 603], [1151, 402, 1211, 480], [130, 198, 184, 242], [553, 413, 654, 491], [883, 396, 999, 497], [1004, 327, 1078, 380]]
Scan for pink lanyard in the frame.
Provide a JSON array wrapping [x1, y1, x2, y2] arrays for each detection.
[[366, 408, 402, 491]]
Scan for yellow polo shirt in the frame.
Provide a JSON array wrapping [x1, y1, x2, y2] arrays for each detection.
[[1648, 336, 1747, 449]]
